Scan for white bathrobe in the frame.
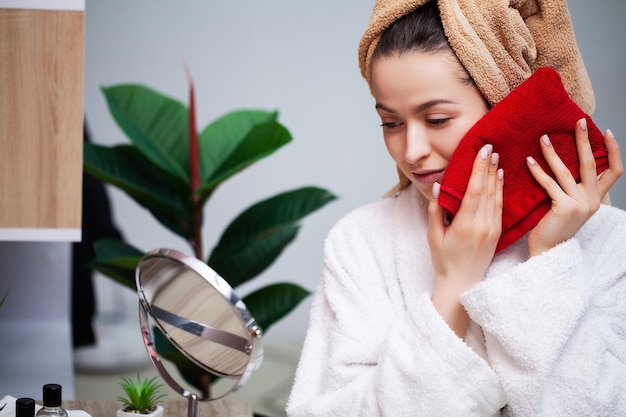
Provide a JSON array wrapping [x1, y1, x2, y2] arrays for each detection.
[[286, 186, 626, 417]]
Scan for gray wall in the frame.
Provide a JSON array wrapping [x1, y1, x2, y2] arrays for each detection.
[[0, 242, 74, 398], [84, 0, 626, 346]]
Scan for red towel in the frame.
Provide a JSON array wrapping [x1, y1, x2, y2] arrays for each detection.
[[439, 67, 609, 253]]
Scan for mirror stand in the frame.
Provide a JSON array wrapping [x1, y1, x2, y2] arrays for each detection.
[[135, 248, 264, 417]]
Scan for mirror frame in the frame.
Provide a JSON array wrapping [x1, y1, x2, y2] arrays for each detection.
[[135, 248, 263, 415]]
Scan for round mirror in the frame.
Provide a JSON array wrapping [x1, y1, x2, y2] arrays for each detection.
[[135, 248, 263, 416]]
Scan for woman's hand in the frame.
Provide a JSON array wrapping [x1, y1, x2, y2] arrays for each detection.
[[428, 144, 504, 337], [527, 118, 623, 257]]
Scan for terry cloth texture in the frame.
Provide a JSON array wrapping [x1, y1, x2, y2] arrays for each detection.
[[438, 67, 609, 253], [287, 186, 626, 416], [358, 0, 594, 113]]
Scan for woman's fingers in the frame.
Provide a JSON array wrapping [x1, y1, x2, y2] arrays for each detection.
[[531, 118, 622, 205], [526, 119, 622, 256], [427, 182, 445, 249], [597, 129, 624, 199], [537, 133, 579, 196], [575, 118, 598, 190], [525, 153, 566, 202], [528, 119, 595, 201], [456, 144, 492, 221], [486, 152, 503, 222], [428, 144, 501, 246]]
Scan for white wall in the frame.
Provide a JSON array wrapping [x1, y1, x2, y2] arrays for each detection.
[[84, 0, 626, 348]]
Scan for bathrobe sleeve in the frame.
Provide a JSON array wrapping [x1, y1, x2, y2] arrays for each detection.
[[461, 205, 626, 416], [286, 203, 506, 417]]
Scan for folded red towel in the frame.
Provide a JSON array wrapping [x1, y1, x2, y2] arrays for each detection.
[[439, 67, 609, 253]]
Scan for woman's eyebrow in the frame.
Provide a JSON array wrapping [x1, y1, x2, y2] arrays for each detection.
[[375, 102, 397, 114], [375, 99, 456, 114]]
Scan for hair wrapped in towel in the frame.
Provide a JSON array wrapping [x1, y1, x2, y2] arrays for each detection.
[[359, 0, 594, 113]]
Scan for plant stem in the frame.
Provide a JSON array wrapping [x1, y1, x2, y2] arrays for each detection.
[[200, 374, 211, 398], [185, 64, 203, 260], [192, 201, 203, 259]]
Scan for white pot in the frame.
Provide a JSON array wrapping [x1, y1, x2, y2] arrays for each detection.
[[116, 405, 164, 417]]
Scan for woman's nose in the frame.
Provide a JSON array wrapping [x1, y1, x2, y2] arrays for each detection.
[[404, 125, 430, 164]]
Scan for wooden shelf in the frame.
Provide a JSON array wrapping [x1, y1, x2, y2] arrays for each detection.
[[62, 399, 253, 417]]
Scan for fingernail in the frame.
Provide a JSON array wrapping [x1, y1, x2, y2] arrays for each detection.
[[480, 144, 492, 160], [579, 118, 587, 131], [497, 168, 504, 180], [431, 182, 441, 199], [541, 134, 551, 147], [527, 156, 537, 166], [490, 152, 499, 165], [607, 129, 615, 140]]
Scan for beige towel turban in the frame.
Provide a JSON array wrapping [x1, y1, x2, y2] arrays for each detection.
[[358, 0, 595, 114]]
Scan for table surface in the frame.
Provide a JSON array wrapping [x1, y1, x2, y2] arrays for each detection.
[[63, 399, 253, 417]]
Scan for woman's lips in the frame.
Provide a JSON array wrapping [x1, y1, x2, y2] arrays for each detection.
[[412, 169, 445, 184]]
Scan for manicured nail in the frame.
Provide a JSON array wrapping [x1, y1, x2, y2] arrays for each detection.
[[607, 129, 615, 140], [541, 134, 551, 147], [579, 118, 587, 131], [527, 156, 537, 166], [432, 182, 441, 199], [491, 152, 499, 165], [480, 144, 492, 160], [497, 168, 504, 180]]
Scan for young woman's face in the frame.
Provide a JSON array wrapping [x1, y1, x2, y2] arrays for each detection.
[[372, 51, 489, 199]]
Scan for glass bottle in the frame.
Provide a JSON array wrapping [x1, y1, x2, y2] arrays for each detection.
[[36, 384, 68, 417], [16, 398, 35, 417]]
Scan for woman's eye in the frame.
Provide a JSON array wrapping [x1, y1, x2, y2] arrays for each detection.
[[426, 118, 451, 126], [380, 121, 401, 129]]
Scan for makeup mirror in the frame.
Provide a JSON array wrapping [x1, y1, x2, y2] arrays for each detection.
[[135, 248, 263, 417]]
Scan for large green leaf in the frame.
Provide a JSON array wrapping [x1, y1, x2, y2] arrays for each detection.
[[208, 187, 337, 287], [197, 110, 285, 187], [210, 225, 299, 289], [84, 143, 192, 238], [90, 263, 136, 291], [103, 84, 190, 182], [243, 283, 311, 333], [90, 238, 145, 290], [197, 121, 292, 199]]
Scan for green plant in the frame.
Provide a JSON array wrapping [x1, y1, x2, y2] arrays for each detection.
[[117, 374, 165, 414], [83, 72, 336, 395]]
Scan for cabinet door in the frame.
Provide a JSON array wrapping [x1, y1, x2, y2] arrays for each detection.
[[0, 5, 84, 241]]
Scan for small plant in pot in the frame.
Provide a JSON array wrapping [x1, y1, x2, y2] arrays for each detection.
[[117, 374, 166, 416]]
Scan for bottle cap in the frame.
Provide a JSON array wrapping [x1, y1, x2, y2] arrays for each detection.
[[16, 398, 35, 417], [42, 384, 62, 407]]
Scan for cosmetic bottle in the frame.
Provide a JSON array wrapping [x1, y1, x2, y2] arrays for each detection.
[[16, 398, 35, 417], [36, 384, 68, 417]]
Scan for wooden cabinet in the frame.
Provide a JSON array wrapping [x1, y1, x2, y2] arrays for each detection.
[[0, 2, 84, 241]]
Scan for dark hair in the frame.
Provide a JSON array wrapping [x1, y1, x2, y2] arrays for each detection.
[[373, 1, 449, 59], [372, 1, 473, 85]]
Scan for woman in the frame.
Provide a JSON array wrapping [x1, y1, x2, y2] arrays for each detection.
[[287, 1, 625, 416]]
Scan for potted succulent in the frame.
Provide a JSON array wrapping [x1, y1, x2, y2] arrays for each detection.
[[83, 70, 336, 396], [117, 374, 166, 417]]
